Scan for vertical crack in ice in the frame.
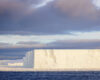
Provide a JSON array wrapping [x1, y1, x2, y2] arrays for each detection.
[[49, 50, 57, 64], [45, 50, 56, 64]]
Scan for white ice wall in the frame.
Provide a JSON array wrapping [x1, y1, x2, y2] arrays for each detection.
[[1, 49, 100, 71], [34, 49, 100, 71]]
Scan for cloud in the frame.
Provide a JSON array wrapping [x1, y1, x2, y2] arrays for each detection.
[[1, 32, 100, 49], [1, 31, 100, 44], [0, 0, 54, 20], [0, 36, 100, 60], [17, 41, 41, 45], [0, 0, 100, 35], [16, 41, 46, 48], [92, 0, 100, 9], [0, 42, 11, 46], [0, 41, 45, 59], [0, 0, 52, 20], [0, 41, 46, 49], [0, 0, 31, 20], [55, 0, 100, 19], [0, 59, 23, 67], [34, 0, 54, 8], [0, 42, 12, 49], [0, 48, 30, 60], [47, 39, 100, 49]]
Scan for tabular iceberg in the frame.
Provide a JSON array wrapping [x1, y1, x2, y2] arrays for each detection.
[[34, 49, 100, 71]]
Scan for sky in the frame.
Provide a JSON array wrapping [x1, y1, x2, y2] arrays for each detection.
[[0, 0, 100, 60]]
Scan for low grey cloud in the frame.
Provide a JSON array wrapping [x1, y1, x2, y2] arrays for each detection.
[[0, 48, 32, 60], [17, 41, 41, 45], [0, 41, 46, 49], [47, 39, 100, 49], [0, 42, 11, 46], [0, 41, 46, 59], [1, 39, 100, 50], [0, 39, 100, 60], [0, 42, 12, 49], [16, 41, 46, 48]]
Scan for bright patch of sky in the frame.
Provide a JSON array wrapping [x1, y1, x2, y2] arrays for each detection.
[[92, 0, 100, 9], [0, 31, 100, 45], [32, 0, 54, 9]]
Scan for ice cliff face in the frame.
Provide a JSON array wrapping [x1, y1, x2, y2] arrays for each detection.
[[34, 49, 100, 70], [23, 51, 34, 68]]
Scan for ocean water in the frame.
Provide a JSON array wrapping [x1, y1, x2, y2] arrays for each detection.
[[0, 71, 100, 80]]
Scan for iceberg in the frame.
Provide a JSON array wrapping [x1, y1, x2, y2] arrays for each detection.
[[34, 49, 100, 71], [1, 49, 100, 71]]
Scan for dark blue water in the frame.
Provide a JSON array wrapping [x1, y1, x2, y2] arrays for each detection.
[[0, 71, 100, 80]]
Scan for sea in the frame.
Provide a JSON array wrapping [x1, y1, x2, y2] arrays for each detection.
[[0, 71, 100, 80]]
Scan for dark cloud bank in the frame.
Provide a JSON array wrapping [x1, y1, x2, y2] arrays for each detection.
[[0, 0, 100, 35]]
